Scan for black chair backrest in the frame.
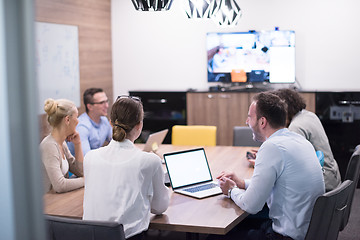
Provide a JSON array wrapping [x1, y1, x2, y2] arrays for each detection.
[[45, 215, 125, 240], [233, 126, 262, 147], [305, 180, 353, 240], [341, 145, 360, 230]]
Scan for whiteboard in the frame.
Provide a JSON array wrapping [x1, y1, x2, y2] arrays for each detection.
[[35, 22, 80, 114]]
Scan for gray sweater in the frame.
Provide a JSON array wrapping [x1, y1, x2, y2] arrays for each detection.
[[289, 109, 341, 191]]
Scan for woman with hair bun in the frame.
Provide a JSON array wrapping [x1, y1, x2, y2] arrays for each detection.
[[83, 96, 169, 240], [40, 98, 84, 193]]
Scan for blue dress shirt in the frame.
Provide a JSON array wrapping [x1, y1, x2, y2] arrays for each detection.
[[231, 128, 325, 240], [67, 113, 112, 156]]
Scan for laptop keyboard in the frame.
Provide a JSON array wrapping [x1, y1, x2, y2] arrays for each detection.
[[183, 183, 218, 193]]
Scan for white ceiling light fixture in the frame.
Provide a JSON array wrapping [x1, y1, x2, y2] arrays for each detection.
[[131, 0, 174, 11], [183, 0, 217, 19], [212, 0, 242, 27]]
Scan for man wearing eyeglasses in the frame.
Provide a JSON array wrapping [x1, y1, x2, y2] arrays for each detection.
[[67, 88, 112, 156]]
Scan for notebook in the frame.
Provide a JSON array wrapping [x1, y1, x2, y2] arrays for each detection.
[[163, 148, 222, 199], [143, 129, 168, 153]]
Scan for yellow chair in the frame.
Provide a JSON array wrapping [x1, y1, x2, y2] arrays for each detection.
[[171, 125, 217, 146]]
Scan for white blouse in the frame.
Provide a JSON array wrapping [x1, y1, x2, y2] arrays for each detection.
[[82, 139, 169, 239], [61, 157, 69, 176]]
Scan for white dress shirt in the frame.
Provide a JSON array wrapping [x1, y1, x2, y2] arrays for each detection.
[[231, 128, 325, 240], [82, 139, 169, 238]]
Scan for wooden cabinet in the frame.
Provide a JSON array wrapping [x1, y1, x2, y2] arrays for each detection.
[[187, 91, 316, 146], [187, 92, 251, 146]]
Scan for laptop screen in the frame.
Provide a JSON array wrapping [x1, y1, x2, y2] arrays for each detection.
[[164, 148, 213, 189]]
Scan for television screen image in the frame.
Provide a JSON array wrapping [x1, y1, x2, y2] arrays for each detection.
[[207, 30, 295, 84]]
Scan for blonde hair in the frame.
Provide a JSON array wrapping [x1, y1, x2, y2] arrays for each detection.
[[44, 98, 76, 127]]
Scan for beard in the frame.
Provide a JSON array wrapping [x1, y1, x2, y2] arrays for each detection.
[[250, 120, 265, 143]]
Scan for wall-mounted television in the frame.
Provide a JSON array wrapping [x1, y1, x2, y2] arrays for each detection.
[[207, 30, 295, 84]]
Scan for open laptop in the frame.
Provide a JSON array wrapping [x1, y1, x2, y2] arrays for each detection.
[[163, 148, 222, 199], [143, 129, 168, 153]]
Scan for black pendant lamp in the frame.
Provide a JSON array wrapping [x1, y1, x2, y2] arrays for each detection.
[[131, 0, 174, 11]]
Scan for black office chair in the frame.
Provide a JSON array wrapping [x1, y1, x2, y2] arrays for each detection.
[[340, 145, 360, 231], [305, 180, 354, 240], [45, 215, 125, 240], [233, 126, 262, 147]]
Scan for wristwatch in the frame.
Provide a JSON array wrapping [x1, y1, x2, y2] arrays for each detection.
[[227, 186, 238, 198]]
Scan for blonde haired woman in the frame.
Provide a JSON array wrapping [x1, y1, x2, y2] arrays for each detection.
[[40, 98, 84, 193]]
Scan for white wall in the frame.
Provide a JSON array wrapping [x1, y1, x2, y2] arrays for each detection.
[[112, 0, 360, 96]]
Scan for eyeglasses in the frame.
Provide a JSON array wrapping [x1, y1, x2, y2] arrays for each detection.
[[116, 95, 141, 102], [90, 99, 109, 105]]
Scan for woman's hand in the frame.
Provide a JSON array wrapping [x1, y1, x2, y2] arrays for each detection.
[[68, 131, 84, 163], [66, 131, 81, 145]]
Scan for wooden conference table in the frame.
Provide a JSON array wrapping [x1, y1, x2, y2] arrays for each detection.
[[44, 144, 255, 236]]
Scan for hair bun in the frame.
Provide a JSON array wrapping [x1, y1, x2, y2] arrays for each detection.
[[44, 98, 57, 115]]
